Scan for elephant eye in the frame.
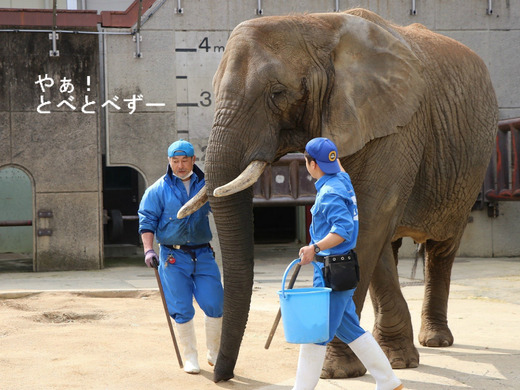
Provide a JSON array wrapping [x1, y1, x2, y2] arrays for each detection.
[[269, 87, 288, 112]]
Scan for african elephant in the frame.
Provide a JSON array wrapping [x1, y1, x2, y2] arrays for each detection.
[[179, 8, 498, 383]]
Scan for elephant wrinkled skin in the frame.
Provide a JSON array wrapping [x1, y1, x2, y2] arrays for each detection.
[[199, 8, 498, 383]]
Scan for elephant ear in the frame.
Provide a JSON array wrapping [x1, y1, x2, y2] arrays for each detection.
[[322, 13, 425, 156]]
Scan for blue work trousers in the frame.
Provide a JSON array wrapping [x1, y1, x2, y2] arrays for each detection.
[[158, 245, 224, 324], [313, 263, 365, 345]]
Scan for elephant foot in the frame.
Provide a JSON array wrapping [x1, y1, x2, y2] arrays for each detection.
[[320, 337, 367, 379], [213, 353, 235, 383], [381, 338, 419, 369], [419, 323, 454, 347], [372, 330, 420, 369]]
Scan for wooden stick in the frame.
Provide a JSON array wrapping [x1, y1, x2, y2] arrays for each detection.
[[154, 268, 183, 368]]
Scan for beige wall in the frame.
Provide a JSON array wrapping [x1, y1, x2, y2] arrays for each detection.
[[1, 0, 518, 270]]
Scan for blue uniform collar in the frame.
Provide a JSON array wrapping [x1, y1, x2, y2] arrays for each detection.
[[315, 174, 335, 191]]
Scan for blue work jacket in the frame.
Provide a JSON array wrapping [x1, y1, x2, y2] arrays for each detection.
[[138, 164, 212, 245], [310, 172, 359, 256]]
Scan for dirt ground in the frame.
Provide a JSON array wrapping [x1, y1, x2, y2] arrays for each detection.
[[0, 287, 300, 390], [2, 252, 520, 390]]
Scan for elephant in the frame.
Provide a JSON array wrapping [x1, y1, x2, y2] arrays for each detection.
[[178, 8, 498, 383]]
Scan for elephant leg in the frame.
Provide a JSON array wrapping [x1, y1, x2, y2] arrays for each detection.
[[419, 238, 458, 347], [370, 243, 419, 369], [321, 336, 366, 379]]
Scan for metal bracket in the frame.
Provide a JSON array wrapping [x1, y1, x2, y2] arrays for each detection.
[[133, 33, 143, 58], [333, 0, 340, 12], [38, 210, 53, 218], [37, 209, 53, 236], [256, 0, 263, 15], [50, 0, 59, 56], [134, 0, 143, 58], [38, 229, 53, 236], [49, 31, 59, 57], [486, 0, 493, 15], [410, 0, 417, 15], [175, 0, 183, 14]]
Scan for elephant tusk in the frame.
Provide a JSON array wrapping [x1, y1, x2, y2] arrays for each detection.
[[176, 185, 209, 219], [213, 160, 268, 197]]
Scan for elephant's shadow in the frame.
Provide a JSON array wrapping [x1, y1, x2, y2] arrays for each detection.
[[198, 370, 288, 389]]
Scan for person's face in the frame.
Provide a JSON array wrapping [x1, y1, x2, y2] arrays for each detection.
[[305, 156, 319, 179], [169, 155, 196, 179]]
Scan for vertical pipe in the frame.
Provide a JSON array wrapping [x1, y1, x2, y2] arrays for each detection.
[[50, 0, 59, 56], [135, 0, 143, 58], [52, 0, 57, 28], [496, 131, 511, 197], [175, 0, 183, 14], [410, 0, 417, 15], [256, 0, 263, 15], [487, 0, 493, 15]]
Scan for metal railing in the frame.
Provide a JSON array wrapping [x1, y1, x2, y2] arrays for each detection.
[[484, 117, 520, 202]]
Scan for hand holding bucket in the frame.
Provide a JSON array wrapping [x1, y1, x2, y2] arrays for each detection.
[[277, 259, 332, 344]]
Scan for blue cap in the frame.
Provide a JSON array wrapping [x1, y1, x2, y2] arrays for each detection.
[[168, 139, 194, 157], [305, 137, 340, 174]]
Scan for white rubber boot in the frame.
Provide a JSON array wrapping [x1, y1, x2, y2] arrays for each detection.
[[292, 343, 327, 390], [176, 320, 200, 374], [348, 332, 403, 390], [205, 316, 222, 366]]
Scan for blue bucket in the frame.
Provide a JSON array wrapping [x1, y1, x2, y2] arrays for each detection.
[[277, 259, 331, 344]]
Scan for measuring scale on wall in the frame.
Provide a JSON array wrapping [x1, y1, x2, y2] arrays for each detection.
[[174, 31, 229, 163]]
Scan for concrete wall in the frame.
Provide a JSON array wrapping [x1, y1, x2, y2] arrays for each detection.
[[0, 30, 103, 270], [1, 0, 518, 271], [104, 0, 520, 258]]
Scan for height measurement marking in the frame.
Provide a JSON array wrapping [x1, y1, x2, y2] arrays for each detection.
[[175, 37, 226, 54], [175, 35, 226, 139]]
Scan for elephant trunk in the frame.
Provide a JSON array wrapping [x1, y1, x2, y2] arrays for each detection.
[[205, 133, 256, 382]]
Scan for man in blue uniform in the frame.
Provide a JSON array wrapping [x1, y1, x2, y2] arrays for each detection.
[[295, 137, 403, 390], [138, 139, 224, 374]]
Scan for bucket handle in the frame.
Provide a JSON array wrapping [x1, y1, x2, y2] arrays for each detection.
[[281, 259, 325, 298]]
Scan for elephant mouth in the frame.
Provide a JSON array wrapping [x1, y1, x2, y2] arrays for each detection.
[[177, 160, 267, 219]]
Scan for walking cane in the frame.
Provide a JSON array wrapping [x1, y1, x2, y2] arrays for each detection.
[[154, 267, 183, 368], [264, 262, 301, 349]]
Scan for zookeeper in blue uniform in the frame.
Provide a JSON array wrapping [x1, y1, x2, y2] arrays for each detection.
[[138, 139, 224, 375], [294, 137, 403, 390]]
